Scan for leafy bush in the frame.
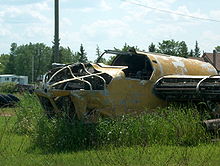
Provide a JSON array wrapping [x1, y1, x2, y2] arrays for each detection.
[[0, 82, 17, 93]]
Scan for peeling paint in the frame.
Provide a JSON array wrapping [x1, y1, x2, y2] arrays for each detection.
[[172, 60, 185, 68], [201, 63, 217, 73], [140, 80, 148, 86]]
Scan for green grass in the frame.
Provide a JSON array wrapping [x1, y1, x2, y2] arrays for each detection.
[[0, 117, 220, 166], [28, 104, 211, 152], [0, 95, 220, 165], [0, 82, 17, 93]]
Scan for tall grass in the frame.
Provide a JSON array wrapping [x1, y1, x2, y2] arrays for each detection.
[[97, 106, 210, 147], [14, 94, 211, 153], [0, 94, 219, 165], [15, 93, 43, 135], [32, 118, 97, 152], [0, 82, 17, 93]]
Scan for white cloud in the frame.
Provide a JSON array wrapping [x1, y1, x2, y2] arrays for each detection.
[[3, 6, 22, 18], [0, 0, 53, 46], [199, 31, 220, 51], [30, 1, 51, 11], [119, 0, 179, 25], [0, 1, 52, 23], [61, 18, 73, 26], [164, 0, 176, 4], [125, 0, 177, 9], [81, 19, 132, 39], [202, 31, 220, 42], [80, 7, 94, 13], [29, 10, 50, 23], [172, 6, 208, 22], [120, 0, 210, 26], [0, 27, 11, 37], [209, 10, 220, 20], [0, 0, 219, 58], [148, 23, 185, 39], [25, 25, 52, 39], [100, 0, 112, 11]]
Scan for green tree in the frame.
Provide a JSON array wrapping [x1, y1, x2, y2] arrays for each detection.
[[5, 43, 17, 74], [215, 46, 220, 52], [157, 39, 178, 56], [96, 45, 102, 57], [0, 54, 10, 74], [72, 52, 80, 63], [0, 63, 3, 74], [6, 43, 53, 82], [114, 43, 139, 52], [95, 45, 106, 63], [178, 41, 189, 57], [121, 43, 131, 51], [59, 46, 74, 64], [76, 44, 88, 63], [148, 43, 156, 52], [189, 49, 194, 57], [33, 43, 53, 81], [14, 43, 33, 79], [106, 56, 116, 65], [108, 43, 140, 65], [157, 39, 189, 57], [194, 41, 200, 57]]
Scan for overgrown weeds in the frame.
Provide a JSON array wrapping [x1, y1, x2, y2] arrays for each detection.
[[14, 94, 211, 153], [15, 93, 43, 135], [0, 82, 17, 93], [97, 106, 210, 147], [32, 118, 97, 152], [0, 93, 219, 166]]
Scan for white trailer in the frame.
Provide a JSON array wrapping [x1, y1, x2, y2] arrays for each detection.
[[0, 75, 28, 85]]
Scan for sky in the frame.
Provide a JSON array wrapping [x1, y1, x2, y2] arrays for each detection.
[[0, 0, 220, 60]]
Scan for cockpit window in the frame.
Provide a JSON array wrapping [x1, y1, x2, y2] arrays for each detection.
[[112, 54, 153, 80], [96, 50, 153, 80]]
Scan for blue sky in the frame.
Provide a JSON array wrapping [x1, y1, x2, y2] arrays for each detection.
[[0, 0, 220, 60]]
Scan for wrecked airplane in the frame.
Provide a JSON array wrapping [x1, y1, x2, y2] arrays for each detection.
[[35, 49, 220, 122]]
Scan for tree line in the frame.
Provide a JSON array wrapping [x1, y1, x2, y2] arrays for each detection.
[[148, 40, 201, 58], [0, 43, 88, 82], [0, 40, 219, 83]]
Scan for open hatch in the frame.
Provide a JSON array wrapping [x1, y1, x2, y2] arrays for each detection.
[[97, 49, 154, 80]]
